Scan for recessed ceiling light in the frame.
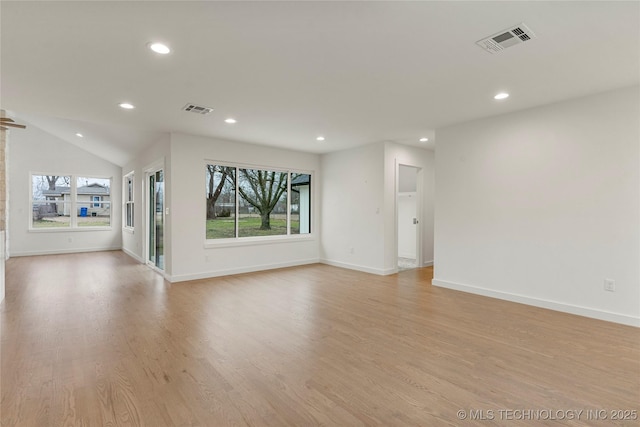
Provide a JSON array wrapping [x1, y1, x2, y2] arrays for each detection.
[[119, 102, 135, 109], [494, 92, 510, 100], [419, 137, 429, 142], [149, 42, 171, 54], [316, 136, 325, 142], [224, 118, 237, 124], [75, 133, 83, 138]]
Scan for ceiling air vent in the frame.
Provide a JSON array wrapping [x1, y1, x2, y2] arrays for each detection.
[[182, 103, 214, 115], [476, 23, 536, 54]]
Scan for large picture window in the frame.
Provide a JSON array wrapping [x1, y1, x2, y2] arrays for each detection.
[[206, 164, 311, 240], [31, 174, 112, 229]]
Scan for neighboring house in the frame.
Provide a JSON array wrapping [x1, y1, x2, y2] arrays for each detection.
[[41, 183, 110, 217], [291, 174, 311, 234]]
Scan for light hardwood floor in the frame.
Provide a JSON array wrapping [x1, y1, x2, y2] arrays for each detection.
[[1, 251, 639, 426]]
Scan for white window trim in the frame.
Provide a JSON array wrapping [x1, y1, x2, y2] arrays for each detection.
[[204, 160, 315, 246], [29, 172, 113, 232]]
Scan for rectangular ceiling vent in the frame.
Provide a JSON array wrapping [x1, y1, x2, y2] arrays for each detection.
[[182, 103, 214, 115], [476, 23, 536, 54]]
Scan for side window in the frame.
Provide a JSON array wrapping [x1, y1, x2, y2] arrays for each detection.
[[124, 173, 134, 229], [290, 173, 311, 235], [206, 166, 236, 239]]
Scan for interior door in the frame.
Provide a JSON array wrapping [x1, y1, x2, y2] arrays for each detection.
[[397, 164, 421, 270], [398, 193, 417, 259]]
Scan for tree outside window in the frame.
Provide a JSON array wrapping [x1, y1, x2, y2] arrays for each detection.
[[205, 164, 311, 240]]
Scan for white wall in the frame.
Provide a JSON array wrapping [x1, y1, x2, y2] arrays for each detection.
[[383, 143, 435, 270], [121, 134, 171, 271], [8, 121, 122, 256], [320, 143, 387, 274], [320, 142, 434, 275], [168, 133, 320, 282], [434, 86, 640, 326]]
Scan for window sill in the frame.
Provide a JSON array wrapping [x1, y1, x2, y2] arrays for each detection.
[[204, 234, 315, 249], [29, 226, 113, 233]]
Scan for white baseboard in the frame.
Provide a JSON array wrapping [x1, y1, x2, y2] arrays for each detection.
[[422, 260, 434, 267], [122, 247, 145, 264], [432, 278, 640, 327], [167, 258, 320, 282], [11, 246, 122, 257], [320, 259, 396, 276]]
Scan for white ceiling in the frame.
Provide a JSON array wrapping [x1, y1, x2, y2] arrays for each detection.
[[2, 1, 638, 166]]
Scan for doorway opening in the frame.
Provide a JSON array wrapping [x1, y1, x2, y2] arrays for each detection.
[[397, 165, 421, 271]]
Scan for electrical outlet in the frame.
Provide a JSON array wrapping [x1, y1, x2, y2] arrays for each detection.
[[349, 247, 354, 254], [604, 279, 616, 292]]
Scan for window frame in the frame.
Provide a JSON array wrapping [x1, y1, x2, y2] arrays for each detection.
[[29, 172, 113, 232], [204, 161, 314, 247], [123, 172, 135, 231]]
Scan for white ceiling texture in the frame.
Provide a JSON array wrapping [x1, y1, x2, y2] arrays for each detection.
[[1, 1, 638, 166]]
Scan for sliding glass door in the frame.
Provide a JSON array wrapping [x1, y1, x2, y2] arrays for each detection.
[[147, 169, 164, 270]]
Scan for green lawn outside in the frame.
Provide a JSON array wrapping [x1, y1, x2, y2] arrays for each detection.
[[32, 217, 110, 228], [206, 216, 300, 239], [32, 219, 70, 228], [78, 221, 111, 227]]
